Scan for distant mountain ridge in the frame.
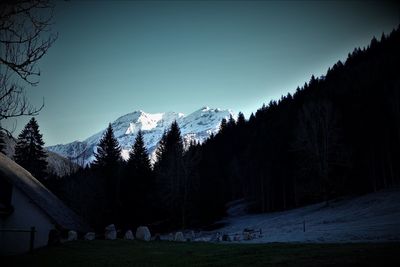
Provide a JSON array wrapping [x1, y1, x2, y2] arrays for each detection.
[[1, 135, 77, 177], [47, 107, 234, 166]]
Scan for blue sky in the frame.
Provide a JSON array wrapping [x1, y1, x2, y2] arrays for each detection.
[[5, 0, 399, 146]]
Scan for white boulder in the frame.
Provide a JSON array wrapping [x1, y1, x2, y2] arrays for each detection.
[[84, 232, 96, 240], [124, 230, 134, 240], [167, 233, 174, 241], [136, 226, 151, 241], [67, 230, 77, 241], [234, 233, 241, 241], [243, 231, 254, 240], [174, 231, 185, 242], [105, 224, 117, 240], [213, 232, 222, 242]]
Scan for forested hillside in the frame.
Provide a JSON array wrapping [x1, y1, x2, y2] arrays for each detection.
[[183, 26, 400, 226]]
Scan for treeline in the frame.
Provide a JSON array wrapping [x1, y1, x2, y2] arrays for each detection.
[[45, 122, 193, 232], [43, 26, 400, 232]]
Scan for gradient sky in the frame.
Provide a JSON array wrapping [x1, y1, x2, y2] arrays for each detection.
[[5, 0, 399, 146]]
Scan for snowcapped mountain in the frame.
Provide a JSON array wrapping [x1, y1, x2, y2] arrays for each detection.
[[47, 107, 234, 166]]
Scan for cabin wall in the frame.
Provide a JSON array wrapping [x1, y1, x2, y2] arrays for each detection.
[[0, 187, 55, 255]]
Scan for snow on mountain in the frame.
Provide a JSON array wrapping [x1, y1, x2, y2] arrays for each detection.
[[47, 107, 234, 166]]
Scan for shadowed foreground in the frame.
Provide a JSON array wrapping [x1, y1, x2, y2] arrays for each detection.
[[4, 240, 400, 266]]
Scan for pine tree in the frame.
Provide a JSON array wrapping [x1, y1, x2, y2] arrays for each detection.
[[155, 130, 167, 165], [92, 123, 122, 226], [237, 112, 246, 127], [122, 130, 153, 226], [93, 123, 122, 168], [127, 130, 151, 174], [227, 114, 236, 128], [219, 118, 227, 132], [166, 121, 184, 155], [14, 118, 48, 179], [154, 120, 185, 229], [249, 113, 255, 123]]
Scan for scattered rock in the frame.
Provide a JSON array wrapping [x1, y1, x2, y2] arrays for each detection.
[[174, 231, 185, 242], [234, 233, 241, 241], [222, 234, 231, 242], [105, 224, 117, 240], [242, 228, 259, 241], [136, 226, 151, 241], [243, 232, 250, 240], [214, 232, 222, 242], [84, 232, 96, 240], [167, 233, 174, 241], [243, 230, 255, 240], [124, 230, 134, 240], [67, 230, 78, 241]]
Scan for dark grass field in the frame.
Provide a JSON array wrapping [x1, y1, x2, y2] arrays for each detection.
[[3, 240, 400, 267]]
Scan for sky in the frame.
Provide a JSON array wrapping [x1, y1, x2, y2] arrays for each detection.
[[4, 0, 400, 146]]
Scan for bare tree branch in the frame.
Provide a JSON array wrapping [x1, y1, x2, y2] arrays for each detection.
[[0, 0, 57, 131], [293, 98, 349, 204]]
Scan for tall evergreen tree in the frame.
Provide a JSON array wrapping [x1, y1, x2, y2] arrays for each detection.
[[93, 123, 122, 168], [122, 130, 153, 227], [249, 113, 255, 123], [92, 123, 122, 226], [219, 118, 227, 132], [154, 121, 185, 229], [128, 130, 151, 174], [155, 130, 167, 164], [228, 114, 236, 128], [14, 118, 48, 180], [237, 112, 246, 127]]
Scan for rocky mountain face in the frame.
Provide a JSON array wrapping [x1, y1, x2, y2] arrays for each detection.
[[47, 107, 234, 166]]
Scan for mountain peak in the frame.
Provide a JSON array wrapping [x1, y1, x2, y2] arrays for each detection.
[[47, 106, 234, 166]]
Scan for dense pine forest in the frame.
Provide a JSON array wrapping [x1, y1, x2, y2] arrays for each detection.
[[43, 27, 400, 233]]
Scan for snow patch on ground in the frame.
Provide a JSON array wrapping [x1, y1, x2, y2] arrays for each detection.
[[205, 189, 400, 243]]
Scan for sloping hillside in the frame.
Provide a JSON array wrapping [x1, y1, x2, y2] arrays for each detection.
[[212, 189, 400, 243]]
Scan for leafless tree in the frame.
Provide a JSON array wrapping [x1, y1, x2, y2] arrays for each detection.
[[294, 98, 348, 205], [0, 0, 57, 134]]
